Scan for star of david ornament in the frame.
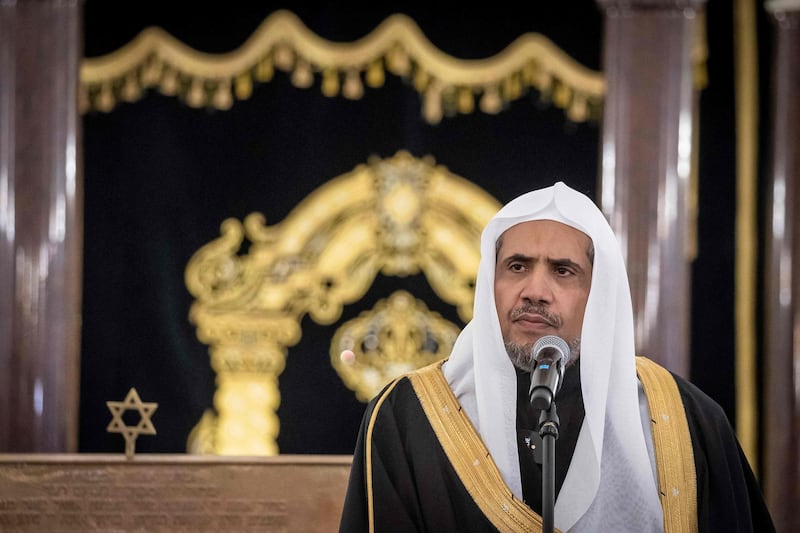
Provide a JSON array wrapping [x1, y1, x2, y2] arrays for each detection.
[[106, 388, 158, 459]]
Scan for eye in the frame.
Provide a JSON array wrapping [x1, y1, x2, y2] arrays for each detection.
[[509, 262, 526, 272], [554, 265, 574, 276]]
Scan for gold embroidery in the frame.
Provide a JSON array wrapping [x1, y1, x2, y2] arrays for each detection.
[[636, 356, 698, 533], [365, 377, 404, 533], [409, 357, 697, 532], [409, 361, 556, 533]]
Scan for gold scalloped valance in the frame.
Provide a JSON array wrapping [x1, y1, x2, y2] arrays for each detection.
[[80, 9, 606, 123]]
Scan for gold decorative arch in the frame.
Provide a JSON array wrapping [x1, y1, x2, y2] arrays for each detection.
[[185, 151, 501, 455], [80, 9, 605, 123]]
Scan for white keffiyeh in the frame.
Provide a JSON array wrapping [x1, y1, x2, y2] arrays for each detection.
[[443, 182, 663, 531]]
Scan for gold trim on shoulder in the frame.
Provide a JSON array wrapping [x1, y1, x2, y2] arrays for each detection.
[[408, 361, 555, 533], [374, 357, 695, 532], [364, 376, 404, 533], [636, 356, 698, 533]]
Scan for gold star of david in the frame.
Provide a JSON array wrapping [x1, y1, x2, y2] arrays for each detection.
[[106, 388, 158, 459]]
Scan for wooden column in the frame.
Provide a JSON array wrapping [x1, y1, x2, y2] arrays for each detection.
[[0, 1, 13, 451], [596, 0, 704, 378], [763, 2, 800, 530], [0, 1, 82, 452]]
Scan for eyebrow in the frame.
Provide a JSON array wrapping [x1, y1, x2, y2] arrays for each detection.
[[501, 253, 587, 274], [549, 257, 586, 273]]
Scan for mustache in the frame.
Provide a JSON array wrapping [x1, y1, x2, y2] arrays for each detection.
[[509, 302, 562, 328]]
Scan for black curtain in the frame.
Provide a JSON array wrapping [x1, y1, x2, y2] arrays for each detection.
[[79, 1, 747, 456]]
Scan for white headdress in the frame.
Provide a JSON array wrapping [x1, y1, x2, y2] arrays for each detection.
[[443, 182, 662, 531]]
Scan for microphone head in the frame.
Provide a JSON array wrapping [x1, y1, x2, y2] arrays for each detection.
[[532, 335, 570, 365], [528, 335, 570, 409]]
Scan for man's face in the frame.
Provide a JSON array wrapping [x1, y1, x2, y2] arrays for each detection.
[[494, 220, 593, 368]]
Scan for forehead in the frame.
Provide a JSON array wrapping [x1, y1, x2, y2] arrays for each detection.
[[497, 220, 591, 259]]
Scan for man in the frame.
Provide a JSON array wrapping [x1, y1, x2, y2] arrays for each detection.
[[339, 182, 774, 532]]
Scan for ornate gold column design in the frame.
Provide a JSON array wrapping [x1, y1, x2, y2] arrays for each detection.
[[331, 290, 461, 402], [185, 151, 501, 455], [0, 0, 82, 452], [596, 0, 707, 380], [762, 1, 800, 529]]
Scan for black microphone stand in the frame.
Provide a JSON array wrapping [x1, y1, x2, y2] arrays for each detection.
[[538, 401, 559, 533]]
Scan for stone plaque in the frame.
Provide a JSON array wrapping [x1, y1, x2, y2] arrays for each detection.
[[0, 454, 352, 532]]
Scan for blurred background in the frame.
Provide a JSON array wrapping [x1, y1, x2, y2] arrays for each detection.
[[79, 2, 606, 456], [2, 1, 797, 529]]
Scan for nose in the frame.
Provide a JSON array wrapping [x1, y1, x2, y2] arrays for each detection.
[[519, 266, 553, 304]]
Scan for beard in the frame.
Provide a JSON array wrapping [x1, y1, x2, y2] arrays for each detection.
[[503, 302, 581, 371], [505, 337, 581, 372]]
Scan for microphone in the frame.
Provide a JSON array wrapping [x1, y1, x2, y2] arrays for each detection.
[[529, 335, 570, 410]]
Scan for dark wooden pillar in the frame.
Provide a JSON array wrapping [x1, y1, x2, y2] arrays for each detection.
[[596, 0, 704, 379], [0, 1, 83, 452], [763, 2, 800, 530]]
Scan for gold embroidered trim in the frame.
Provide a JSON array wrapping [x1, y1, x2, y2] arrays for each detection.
[[636, 356, 698, 533], [80, 9, 604, 123], [403, 358, 696, 531], [409, 361, 556, 533], [365, 377, 404, 533]]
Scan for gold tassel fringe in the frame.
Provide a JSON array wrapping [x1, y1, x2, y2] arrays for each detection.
[[80, 10, 609, 123]]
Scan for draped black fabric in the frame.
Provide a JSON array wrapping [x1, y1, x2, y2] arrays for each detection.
[[517, 362, 584, 513], [339, 377, 499, 532], [675, 375, 776, 532], [339, 364, 775, 532], [78, 1, 763, 457]]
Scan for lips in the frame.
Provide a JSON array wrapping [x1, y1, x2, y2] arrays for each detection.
[[513, 313, 555, 328]]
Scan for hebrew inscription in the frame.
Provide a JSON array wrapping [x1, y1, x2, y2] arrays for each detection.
[[0, 455, 351, 532]]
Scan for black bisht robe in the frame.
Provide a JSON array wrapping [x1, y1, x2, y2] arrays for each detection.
[[338, 362, 774, 532]]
